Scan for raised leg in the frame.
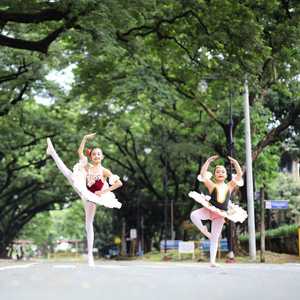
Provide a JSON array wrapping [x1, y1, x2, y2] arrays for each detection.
[[190, 208, 212, 239], [46, 138, 72, 178]]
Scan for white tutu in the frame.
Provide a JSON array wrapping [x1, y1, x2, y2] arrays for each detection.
[[47, 138, 122, 209], [188, 191, 247, 223]]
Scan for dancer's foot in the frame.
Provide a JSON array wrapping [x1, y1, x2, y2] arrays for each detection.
[[88, 255, 95, 267], [201, 226, 212, 240], [46, 138, 54, 156], [210, 262, 221, 268]]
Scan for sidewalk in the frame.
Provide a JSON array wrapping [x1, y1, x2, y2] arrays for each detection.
[[142, 250, 300, 264]]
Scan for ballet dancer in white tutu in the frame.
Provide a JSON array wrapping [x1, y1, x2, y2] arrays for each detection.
[[47, 133, 123, 266], [189, 155, 247, 267]]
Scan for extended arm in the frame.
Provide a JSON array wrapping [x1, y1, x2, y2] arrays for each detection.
[[228, 156, 243, 191], [198, 155, 218, 193], [77, 133, 96, 159]]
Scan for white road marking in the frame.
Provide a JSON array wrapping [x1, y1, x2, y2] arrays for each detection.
[[96, 265, 127, 269], [136, 265, 173, 269], [53, 264, 77, 269], [0, 263, 37, 271]]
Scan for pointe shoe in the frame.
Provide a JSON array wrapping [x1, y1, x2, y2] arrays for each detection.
[[210, 262, 221, 268], [46, 138, 54, 156], [201, 226, 212, 240], [88, 256, 95, 267]]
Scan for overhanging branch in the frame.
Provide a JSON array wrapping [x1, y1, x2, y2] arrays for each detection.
[[252, 105, 300, 161], [0, 8, 69, 23]]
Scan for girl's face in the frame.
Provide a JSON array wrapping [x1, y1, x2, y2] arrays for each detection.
[[90, 148, 103, 164], [214, 166, 227, 182]]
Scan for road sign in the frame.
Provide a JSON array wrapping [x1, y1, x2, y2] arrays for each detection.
[[159, 240, 180, 250], [265, 200, 288, 209], [178, 241, 194, 253], [178, 241, 195, 259], [130, 229, 137, 239], [200, 239, 228, 252]]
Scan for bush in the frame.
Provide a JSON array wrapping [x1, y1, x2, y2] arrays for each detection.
[[239, 224, 299, 242]]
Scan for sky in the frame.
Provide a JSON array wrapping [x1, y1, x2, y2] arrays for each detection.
[[35, 64, 75, 106]]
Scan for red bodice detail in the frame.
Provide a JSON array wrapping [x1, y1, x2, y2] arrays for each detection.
[[87, 179, 104, 193]]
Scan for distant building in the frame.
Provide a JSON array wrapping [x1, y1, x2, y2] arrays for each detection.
[[278, 151, 300, 225], [280, 152, 299, 178]]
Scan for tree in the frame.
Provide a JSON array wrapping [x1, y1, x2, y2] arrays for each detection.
[[0, 98, 82, 257], [2, 0, 300, 256], [268, 173, 300, 224]]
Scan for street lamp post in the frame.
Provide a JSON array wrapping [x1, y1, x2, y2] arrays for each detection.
[[163, 133, 168, 254], [226, 92, 235, 262], [243, 79, 256, 261]]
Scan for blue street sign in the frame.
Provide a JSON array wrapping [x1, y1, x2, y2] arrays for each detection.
[[265, 200, 289, 209]]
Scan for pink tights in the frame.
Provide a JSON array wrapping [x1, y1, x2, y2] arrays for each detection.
[[190, 208, 225, 265], [85, 201, 97, 266]]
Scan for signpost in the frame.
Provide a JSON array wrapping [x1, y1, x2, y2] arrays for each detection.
[[265, 200, 289, 210], [130, 229, 137, 257], [130, 229, 137, 239], [178, 241, 195, 260], [261, 197, 289, 262]]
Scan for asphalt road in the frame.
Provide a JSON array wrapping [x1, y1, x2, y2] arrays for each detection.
[[1, 260, 299, 300]]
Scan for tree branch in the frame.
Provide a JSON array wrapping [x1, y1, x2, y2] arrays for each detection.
[[0, 15, 77, 53], [126, 128, 162, 199], [160, 65, 226, 128], [0, 8, 69, 23], [0, 82, 31, 116], [252, 105, 300, 161], [117, 10, 209, 42], [0, 62, 32, 84]]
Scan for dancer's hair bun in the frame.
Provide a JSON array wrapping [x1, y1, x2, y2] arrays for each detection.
[[86, 148, 92, 157]]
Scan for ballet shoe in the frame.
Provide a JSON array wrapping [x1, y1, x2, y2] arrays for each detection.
[[88, 256, 95, 267], [201, 226, 212, 240], [88, 261, 95, 267], [210, 262, 221, 268]]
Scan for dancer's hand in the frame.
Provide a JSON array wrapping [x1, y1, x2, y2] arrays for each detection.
[[228, 156, 243, 191], [199, 155, 219, 193], [84, 133, 96, 140], [95, 189, 109, 196], [228, 156, 238, 165], [207, 155, 219, 162], [78, 133, 96, 159]]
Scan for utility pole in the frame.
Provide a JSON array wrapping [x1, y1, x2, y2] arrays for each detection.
[[243, 79, 256, 261]]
